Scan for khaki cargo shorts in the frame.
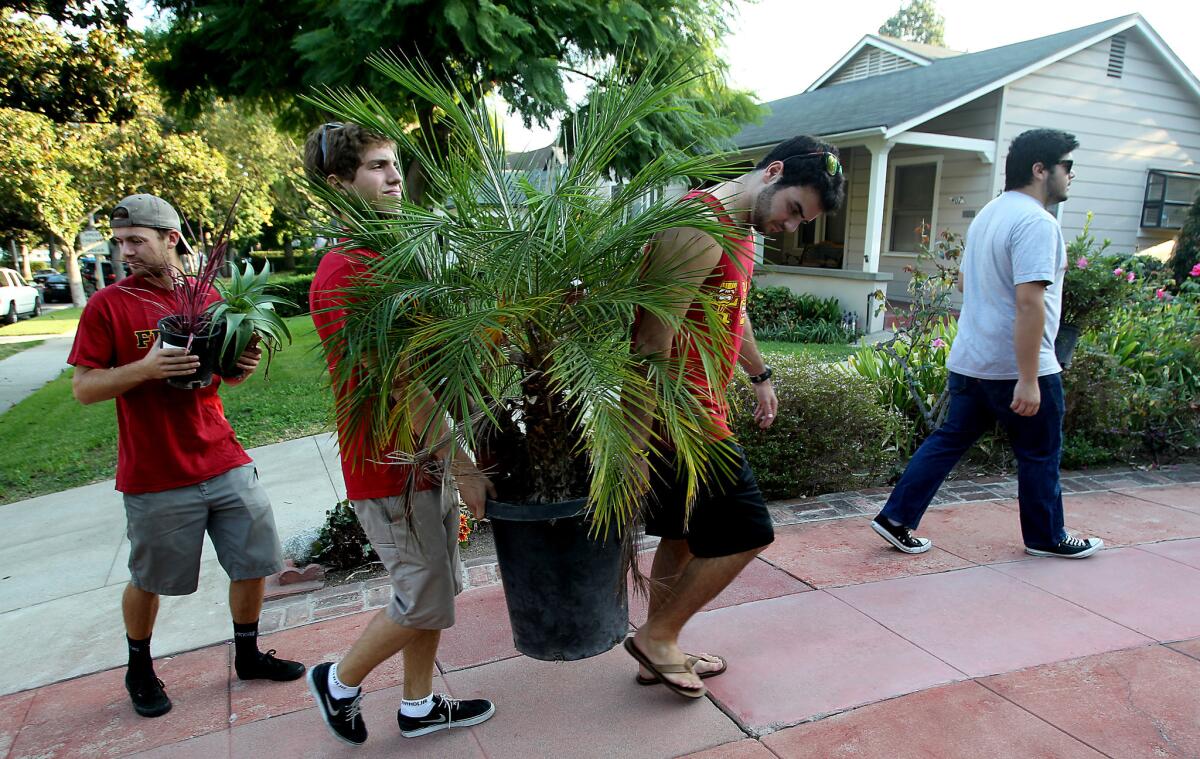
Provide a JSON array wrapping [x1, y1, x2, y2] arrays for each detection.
[[122, 464, 284, 595], [352, 484, 463, 630]]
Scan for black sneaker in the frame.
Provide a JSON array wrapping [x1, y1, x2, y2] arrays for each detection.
[[1025, 535, 1103, 559], [307, 662, 367, 746], [871, 514, 932, 554], [236, 649, 306, 681], [397, 694, 495, 738], [125, 670, 172, 718]]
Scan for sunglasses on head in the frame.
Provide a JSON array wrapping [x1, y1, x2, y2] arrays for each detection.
[[782, 151, 842, 177], [318, 122, 344, 171]]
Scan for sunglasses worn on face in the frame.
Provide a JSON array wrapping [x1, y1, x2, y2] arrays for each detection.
[[318, 122, 344, 171], [782, 151, 842, 177], [1058, 159, 1074, 174]]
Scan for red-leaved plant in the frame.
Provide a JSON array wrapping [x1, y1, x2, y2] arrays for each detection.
[[159, 193, 243, 345]]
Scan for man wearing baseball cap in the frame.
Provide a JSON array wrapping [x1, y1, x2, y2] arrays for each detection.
[[68, 194, 305, 719]]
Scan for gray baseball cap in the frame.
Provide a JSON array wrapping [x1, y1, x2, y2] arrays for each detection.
[[110, 194, 195, 258]]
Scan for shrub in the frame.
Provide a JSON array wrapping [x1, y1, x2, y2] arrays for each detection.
[[269, 274, 315, 317], [732, 355, 909, 499], [309, 500, 377, 570], [749, 285, 848, 343], [1060, 347, 1136, 467], [1062, 213, 1137, 333], [1169, 194, 1200, 287]]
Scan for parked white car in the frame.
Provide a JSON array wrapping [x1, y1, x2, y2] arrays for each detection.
[[1, 267, 42, 324]]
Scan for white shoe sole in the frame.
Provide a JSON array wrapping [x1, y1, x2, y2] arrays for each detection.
[[307, 666, 366, 747], [400, 702, 496, 738], [871, 520, 932, 554], [1025, 539, 1103, 559]]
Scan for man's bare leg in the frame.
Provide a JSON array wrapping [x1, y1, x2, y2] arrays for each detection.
[[633, 544, 762, 689], [337, 611, 423, 687], [229, 577, 265, 625], [123, 583, 159, 639], [401, 629, 441, 699], [637, 539, 723, 679]]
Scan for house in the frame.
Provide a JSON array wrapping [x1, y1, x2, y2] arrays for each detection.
[[735, 14, 1200, 332]]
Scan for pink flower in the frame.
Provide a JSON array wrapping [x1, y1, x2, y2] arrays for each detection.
[[931, 338, 946, 349], [1155, 288, 1167, 300], [1075, 257, 1089, 269], [1127, 272, 1136, 283], [1113, 267, 1124, 277], [1191, 263, 1200, 278]]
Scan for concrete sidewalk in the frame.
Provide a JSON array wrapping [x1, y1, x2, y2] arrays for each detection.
[[0, 336, 73, 411], [0, 434, 346, 696], [1, 477, 1199, 757]]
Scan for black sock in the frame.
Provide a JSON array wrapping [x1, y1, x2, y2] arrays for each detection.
[[233, 621, 260, 663], [127, 635, 153, 677]]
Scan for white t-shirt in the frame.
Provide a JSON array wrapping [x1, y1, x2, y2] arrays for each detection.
[[946, 191, 1066, 380]]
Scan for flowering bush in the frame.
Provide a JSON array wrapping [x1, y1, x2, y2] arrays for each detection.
[[1061, 213, 1136, 333]]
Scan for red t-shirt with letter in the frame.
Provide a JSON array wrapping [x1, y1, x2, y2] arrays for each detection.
[[67, 275, 251, 494], [310, 247, 429, 499]]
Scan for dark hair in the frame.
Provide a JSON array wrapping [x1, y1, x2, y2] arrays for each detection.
[[1004, 129, 1079, 190], [303, 122, 395, 182], [755, 135, 845, 213]]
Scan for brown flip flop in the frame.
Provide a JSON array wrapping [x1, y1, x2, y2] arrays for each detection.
[[636, 652, 727, 686], [622, 637, 706, 700]]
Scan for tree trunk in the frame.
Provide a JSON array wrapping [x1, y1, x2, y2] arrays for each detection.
[[48, 237, 57, 270], [18, 241, 31, 280], [281, 236, 296, 272], [6, 239, 15, 270], [109, 238, 126, 283], [66, 235, 87, 308]]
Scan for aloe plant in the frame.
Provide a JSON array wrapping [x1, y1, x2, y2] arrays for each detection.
[[306, 54, 747, 535], [209, 260, 295, 377]]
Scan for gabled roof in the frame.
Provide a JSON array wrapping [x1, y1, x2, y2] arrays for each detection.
[[884, 36, 963, 61], [806, 34, 962, 91], [735, 14, 1199, 151]]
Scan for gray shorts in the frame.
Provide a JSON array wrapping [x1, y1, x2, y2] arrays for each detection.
[[123, 464, 284, 596], [352, 485, 463, 630]]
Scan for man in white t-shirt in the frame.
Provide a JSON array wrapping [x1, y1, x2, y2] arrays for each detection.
[[870, 128, 1103, 559]]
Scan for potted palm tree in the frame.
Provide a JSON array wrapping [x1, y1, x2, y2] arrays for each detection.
[[210, 260, 295, 379], [309, 55, 743, 661]]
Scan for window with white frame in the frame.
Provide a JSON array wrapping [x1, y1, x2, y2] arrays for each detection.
[[1142, 169, 1200, 229], [888, 162, 938, 253]]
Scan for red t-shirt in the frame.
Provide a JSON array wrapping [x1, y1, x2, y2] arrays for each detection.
[[67, 275, 251, 494], [310, 247, 430, 499], [640, 191, 756, 437]]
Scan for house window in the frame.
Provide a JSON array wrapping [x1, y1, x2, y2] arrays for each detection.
[[888, 162, 938, 253], [1142, 169, 1200, 229]]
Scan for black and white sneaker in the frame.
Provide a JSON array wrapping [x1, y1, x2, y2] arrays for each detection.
[[125, 670, 172, 718], [397, 694, 495, 738], [307, 662, 367, 746], [236, 649, 306, 681], [871, 514, 932, 554], [1025, 535, 1103, 559]]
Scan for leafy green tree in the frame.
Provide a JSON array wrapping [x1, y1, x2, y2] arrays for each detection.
[[1169, 194, 1200, 287], [878, 0, 946, 46], [147, 0, 759, 187], [0, 7, 139, 122]]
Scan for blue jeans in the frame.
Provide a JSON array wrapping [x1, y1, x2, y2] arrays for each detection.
[[880, 372, 1067, 550]]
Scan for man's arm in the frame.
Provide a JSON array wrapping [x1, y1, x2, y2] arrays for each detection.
[[1010, 281, 1046, 417], [737, 317, 777, 429], [72, 340, 200, 405]]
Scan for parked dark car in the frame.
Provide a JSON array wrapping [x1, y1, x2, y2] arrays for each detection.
[[32, 269, 57, 287], [40, 272, 72, 302]]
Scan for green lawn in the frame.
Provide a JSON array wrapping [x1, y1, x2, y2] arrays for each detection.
[[759, 340, 859, 363], [0, 317, 332, 504], [0, 307, 83, 336], [0, 340, 44, 361]]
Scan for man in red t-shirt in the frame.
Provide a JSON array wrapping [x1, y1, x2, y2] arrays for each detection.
[[623, 136, 846, 699], [68, 194, 304, 719], [303, 122, 495, 746]]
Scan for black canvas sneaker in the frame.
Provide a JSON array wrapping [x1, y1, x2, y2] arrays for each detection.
[[307, 662, 367, 746], [125, 670, 172, 718], [871, 514, 932, 554], [397, 694, 495, 738], [236, 649, 306, 681], [1025, 535, 1103, 559]]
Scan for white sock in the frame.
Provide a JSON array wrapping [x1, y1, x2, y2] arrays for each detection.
[[400, 692, 434, 718], [886, 516, 905, 528], [327, 663, 361, 700]]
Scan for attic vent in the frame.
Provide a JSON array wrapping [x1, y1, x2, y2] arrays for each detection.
[[1107, 35, 1127, 78]]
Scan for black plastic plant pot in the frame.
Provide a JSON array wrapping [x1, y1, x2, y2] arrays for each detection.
[[486, 497, 629, 661], [214, 325, 248, 380], [157, 316, 222, 390], [1054, 322, 1081, 370]]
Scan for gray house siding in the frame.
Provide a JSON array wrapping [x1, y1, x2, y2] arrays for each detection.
[[1001, 31, 1200, 252]]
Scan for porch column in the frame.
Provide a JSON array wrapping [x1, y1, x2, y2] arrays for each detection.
[[861, 140, 892, 274]]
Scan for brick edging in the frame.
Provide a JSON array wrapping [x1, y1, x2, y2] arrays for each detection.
[[261, 462, 1200, 634]]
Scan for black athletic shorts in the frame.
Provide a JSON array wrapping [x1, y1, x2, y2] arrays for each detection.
[[643, 440, 775, 558]]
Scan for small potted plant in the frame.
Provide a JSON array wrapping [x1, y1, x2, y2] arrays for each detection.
[[1060, 213, 1134, 368], [209, 260, 295, 379]]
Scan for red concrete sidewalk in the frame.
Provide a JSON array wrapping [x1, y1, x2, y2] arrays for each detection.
[[3, 484, 1200, 758]]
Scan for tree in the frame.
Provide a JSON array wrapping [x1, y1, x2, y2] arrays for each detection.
[[878, 0, 946, 46], [0, 7, 139, 123], [147, 0, 759, 188], [1170, 193, 1200, 286]]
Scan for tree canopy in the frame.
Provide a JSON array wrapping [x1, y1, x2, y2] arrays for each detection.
[[148, 0, 760, 180], [878, 0, 946, 47]]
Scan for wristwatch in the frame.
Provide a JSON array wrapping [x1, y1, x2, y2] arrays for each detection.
[[748, 366, 773, 384]]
